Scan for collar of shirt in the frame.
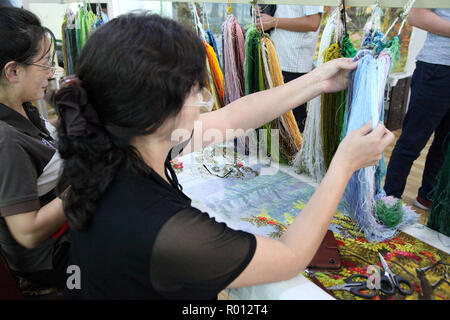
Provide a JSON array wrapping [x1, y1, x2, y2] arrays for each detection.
[[0, 102, 51, 140]]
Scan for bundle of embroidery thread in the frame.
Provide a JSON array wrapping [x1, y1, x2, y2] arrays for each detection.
[[340, 4, 418, 242], [244, 26, 272, 157], [222, 14, 246, 105], [206, 28, 222, 71], [204, 40, 224, 110], [222, 13, 249, 156], [261, 35, 302, 163], [191, 3, 224, 112], [204, 55, 223, 112], [293, 9, 340, 181], [294, 7, 356, 179], [320, 5, 357, 170], [264, 39, 303, 155], [244, 25, 303, 163], [320, 37, 356, 169]]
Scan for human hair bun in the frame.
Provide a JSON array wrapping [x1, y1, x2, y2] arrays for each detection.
[[53, 76, 102, 138]]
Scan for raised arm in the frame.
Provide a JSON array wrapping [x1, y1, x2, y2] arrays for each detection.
[[228, 122, 395, 288], [256, 12, 321, 33], [179, 58, 358, 155], [408, 8, 450, 37]]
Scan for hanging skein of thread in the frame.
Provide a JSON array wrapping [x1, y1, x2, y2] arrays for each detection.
[[61, 17, 69, 76], [382, 35, 400, 73], [320, 43, 345, 169], [265, 37, 303, 156], [236, 26, 260, 155], [370, 38, 400, 194], [260, 37, 284, 163], [244, 27, 264, 94], [342, 51, 418, 241], [244, 26, 271, 157], [340, 49, 374, 140], [340, 3, 385, 146], [340, 8, 419, 239], [222, 14, 246, 104], [261, 36, 300, 163], [206, 29, 222, 71], [204, 56, 222, 112], [260, 38, 273, 89], [374, 51, 391, 194], [428, 140, 450, 237], [321, 34, 357, 169], [342, 53, 397, 241], [222, 14, 247, 155], [293, 8, 339, 181], [234, 23, 246, 91], [367, 39, 398, 195], [321, 3, 357, 169], [204, 40, 225, 108], [361, 3, 383, 50]]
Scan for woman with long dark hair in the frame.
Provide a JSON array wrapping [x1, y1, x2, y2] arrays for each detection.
[[53, 12, 394, 299], [0, 6, 69, 291]]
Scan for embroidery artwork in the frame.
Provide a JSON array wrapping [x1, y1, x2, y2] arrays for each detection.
[[178, 146, 449, 300]]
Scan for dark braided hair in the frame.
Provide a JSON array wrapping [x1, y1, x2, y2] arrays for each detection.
[[55, 13, 206, 230]]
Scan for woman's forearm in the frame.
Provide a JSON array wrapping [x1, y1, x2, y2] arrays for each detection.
[[280, 159, 352, 270], [275, 14, 321, 33], [223, 71, 322, 132], [5, 198, 66, 248], [33, 198, 67, 242]]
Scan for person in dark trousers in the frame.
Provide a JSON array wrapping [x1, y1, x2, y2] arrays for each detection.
[[384, 8, 450, 210]]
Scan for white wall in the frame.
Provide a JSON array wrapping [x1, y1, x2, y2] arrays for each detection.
[[114, 0, 172, 17], [27, 1, 173, 40], [404, 27, 427, 75], [29, 3, 80, 40]]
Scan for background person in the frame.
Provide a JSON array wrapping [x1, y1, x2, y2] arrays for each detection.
[[384, 8, 450, 210], [256, 5, 323, 132], [0, 7, 69, 293]]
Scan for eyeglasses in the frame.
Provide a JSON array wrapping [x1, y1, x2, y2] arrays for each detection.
[[203, 164, 233, 178], [184, 87, 215, 113], [25, 61, 57, 75]]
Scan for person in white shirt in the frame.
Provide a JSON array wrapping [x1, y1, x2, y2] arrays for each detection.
[[257, 5, 323, 132]]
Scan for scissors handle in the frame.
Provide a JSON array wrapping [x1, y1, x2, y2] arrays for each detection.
[[346, 274, 378, 298], [393, 275, 413, 295], [380, 275, 413, 296], [379, 275, 396, 295]]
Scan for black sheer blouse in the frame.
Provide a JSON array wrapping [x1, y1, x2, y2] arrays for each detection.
[[67, 145, 256, 300]]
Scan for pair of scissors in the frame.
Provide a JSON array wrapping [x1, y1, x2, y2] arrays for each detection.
[[326, 274, 379, 298], [378, 252, 413, 296]]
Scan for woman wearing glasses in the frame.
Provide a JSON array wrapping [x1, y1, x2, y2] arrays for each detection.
[[51, 13, 394, 299], [0, 7, 68, 293]]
